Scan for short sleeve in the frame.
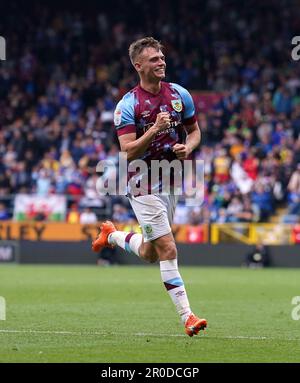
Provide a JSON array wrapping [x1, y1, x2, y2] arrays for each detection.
[[114, 92, 136, 136], [170, 83, 196, 125]]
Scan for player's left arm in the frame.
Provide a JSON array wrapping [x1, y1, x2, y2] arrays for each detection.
[[173, 121, 201, 160], [171, 83, 201, 160]]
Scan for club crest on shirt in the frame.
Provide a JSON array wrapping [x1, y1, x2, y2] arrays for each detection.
[[171, 99, 182, 112], [114, 108, 122, 126]]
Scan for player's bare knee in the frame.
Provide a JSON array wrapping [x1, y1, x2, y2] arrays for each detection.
[[156, 242, 177, 261], [165, 244, 177, 260]]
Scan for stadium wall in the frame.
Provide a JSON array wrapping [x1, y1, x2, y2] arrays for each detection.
[[1, 241, 299, 267]]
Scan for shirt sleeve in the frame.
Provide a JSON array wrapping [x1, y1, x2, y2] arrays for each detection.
[[170, 83, 197, 125], [114, 92, 136, 136]]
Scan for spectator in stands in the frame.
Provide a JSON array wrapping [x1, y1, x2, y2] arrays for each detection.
[[251, 183, 273, 222], [112, 204, 131, 223], [244, 243, 271, 268], [0, 203, 9, 220], [11, 162, 31, 192], [59, 150, 75, 170], [79, 207, 98, 224], [0, 170, 12, 195], [243, 149, 259, 181], [67, 203, 80, 224], [287, 163, 300, 215], [231, 154, 254, 195], [215, 208, 229, 224], [273, 87, 293, 116], [213, 148, 231, 184], [226, 196, 244, 223], [234, 198, 255, 223], [35, 169, 52, 196]]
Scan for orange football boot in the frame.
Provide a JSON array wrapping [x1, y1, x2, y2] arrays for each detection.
[[92, 221, 117, 252], [185, 313, 207, 337]]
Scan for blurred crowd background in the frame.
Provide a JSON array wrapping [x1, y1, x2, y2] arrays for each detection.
[[0, 0, 300, 225]]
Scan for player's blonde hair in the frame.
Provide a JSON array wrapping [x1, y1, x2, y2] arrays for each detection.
[[129, 37, 164, 65]]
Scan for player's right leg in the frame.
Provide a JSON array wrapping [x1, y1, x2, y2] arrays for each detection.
[[91, 195, 207, 336]]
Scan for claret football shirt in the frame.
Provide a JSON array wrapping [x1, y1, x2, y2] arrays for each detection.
[[113, 82, 197, 195]]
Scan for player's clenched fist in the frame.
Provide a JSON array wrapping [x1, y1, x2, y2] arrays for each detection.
[[172, 143, 191, 160], [153, 112, 171, 132]]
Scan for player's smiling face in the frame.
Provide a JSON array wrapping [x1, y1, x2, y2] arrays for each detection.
[[135, 47, 166, 82]]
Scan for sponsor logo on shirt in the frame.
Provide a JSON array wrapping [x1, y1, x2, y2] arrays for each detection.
[[160, 105, 168, 112], [114, 108, 122, 126], [141, 110, 151, 119]]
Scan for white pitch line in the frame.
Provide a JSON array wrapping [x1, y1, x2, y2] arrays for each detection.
[[0, 329, 299, 341], [135, 333, 299, 341], [0, 329, 104, 336]]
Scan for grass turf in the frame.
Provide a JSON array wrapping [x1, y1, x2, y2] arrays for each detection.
[[0, 264, 300, 363]]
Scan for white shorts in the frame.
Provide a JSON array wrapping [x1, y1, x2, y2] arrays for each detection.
[[127, 194, 178, 242]]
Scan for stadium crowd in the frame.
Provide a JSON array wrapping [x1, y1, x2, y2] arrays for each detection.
[[0, 0, 300, 224]]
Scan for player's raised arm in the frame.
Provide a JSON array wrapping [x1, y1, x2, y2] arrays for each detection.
[[171, 83, 201, 160]]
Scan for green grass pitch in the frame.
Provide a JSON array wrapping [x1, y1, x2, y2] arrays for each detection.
[[0, 264, 300, 363]]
